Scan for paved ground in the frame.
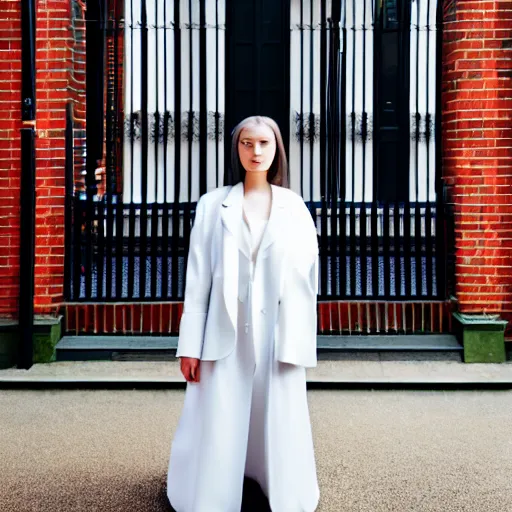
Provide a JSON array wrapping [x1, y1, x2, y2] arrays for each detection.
[[0, 388, 511, 511], [2, 355, 512, 385]]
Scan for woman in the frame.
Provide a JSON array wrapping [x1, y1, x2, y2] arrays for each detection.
[[167, 116, 320, 512]]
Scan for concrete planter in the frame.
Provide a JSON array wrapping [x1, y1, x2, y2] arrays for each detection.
[[453, 313, 508, 363], [0, 320, 18, 369], [0, 316, 63, 368]]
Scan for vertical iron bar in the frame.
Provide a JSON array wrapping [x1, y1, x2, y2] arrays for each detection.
[[360, 0, 368, 298], [199, 0, 207, 196], [425, 0, 433, 298], [383, 203, 391, 298], [369, 0, 378, 298], [73, 197, 83, 300], [425, 203, 433, 298], [349, 0, 356, 297], [328, 2, 341, 298], [215, 0, 219, 188], [404, 205, 412, 297], [182, 203, 192, 299], [105, 12, 115, 300], [115, 200, 124, 299], [370, 205, 378, 297], [414, 0, 421, 298], [96, 3, 108, 300], [320, 0, 328, 298], [414, 204, 422, 297], [130, 0, 134, 202], [402, 0, 412, 298], [340, 3, 347, 298], [162, 202, 169, 299], [435, 0, 445, 298], [128, 204, 136, 299], [300, 0, 304, 197], [85, 0, 105, 300], [97, 189, 105, 299], [187, 0, 193, 202], [150, 0, 160, 299], [140, 0, 149, 299], [309, 0, 314, 205], [150, 205, 158, 299], [172, 0, 182, 299], [114, 7, 123, 300], [426, 0, 431, 200], [394, 202, 401, 297], [127, 0, 136, 299], [161, 0, 169, 299]]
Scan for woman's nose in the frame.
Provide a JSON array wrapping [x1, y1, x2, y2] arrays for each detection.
[[253, 144, 262, 155]]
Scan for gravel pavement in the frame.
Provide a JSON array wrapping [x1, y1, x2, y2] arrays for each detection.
[[0, 389, 511, 512]]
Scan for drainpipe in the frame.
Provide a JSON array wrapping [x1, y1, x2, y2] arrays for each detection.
[[19, 0, 37, 369]]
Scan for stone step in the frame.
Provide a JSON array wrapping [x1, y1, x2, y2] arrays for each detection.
[[56, 334, 463, 362]]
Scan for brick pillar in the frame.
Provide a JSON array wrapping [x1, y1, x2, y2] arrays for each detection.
[[442, 1, 512, 336], [0, 1, 22, 317], [33, 0, 73, 315]]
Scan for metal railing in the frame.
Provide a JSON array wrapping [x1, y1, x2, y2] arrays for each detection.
[[65, 0, 452, 303]]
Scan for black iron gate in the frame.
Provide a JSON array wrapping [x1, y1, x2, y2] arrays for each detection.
[[66, 0, 453, 303]]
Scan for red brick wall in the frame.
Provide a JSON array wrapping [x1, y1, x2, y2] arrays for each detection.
[[0, 1, 22, 317], [2, 0, 512, 338], [442, 1, 512, 335]]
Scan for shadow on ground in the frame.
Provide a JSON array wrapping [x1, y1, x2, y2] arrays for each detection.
[[1, 472, 269, 512], [168, 477, 271, 511]]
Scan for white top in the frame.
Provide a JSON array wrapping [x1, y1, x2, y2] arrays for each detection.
[[243, 210, 268, 264]]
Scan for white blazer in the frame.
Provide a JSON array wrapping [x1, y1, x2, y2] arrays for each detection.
[[176, 182, 319, 367]]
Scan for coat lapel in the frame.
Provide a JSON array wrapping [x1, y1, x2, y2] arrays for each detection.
[[258, 184, 288, 259], [220, 182, 245, 253], [219, 182, 290, 333], [219, 183, 242, 332]]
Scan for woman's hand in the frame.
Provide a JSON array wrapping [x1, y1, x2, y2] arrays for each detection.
[[180, 357, 201, 383]]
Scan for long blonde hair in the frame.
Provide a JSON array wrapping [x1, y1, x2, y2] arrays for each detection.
[[230, 116, 289, 188]]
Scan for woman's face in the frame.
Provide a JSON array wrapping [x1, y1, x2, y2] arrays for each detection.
[[238, 122, 277, 174]]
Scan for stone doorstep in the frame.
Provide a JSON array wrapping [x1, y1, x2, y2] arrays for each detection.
[[53, 334, 467, 363], [55, 334, 463, 351]]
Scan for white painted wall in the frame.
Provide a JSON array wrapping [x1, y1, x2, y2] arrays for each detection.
[[123, 0, 437, 205], [289, 0, 438, 203], [124, 0, 225, 204], [409, 0, 438, 202]]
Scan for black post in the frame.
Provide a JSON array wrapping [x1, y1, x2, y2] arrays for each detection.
[[21, 0, 36, 121], [18, 0, 37, 369], [19, 130, 36, 369], [64, 103, 74, 301], [85, 0, 105, 299]]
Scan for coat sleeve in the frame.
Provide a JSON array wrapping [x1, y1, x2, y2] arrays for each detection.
[[176, 196, 212, 359], [277, 202, 319, 368]]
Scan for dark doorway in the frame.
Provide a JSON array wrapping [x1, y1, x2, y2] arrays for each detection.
[[373, 0, 411, 202], [225, 0, 290, 179]]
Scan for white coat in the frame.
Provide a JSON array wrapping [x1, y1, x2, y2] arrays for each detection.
[[167, 182, 320, 512], [176, 181, 319, 366]]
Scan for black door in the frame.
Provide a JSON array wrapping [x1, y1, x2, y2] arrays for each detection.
[[373, 0, 411, 202], [225, 0, 290, 175]]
